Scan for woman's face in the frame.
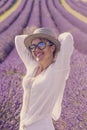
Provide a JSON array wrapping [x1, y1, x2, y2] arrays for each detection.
[[30, 38, 55, 65]]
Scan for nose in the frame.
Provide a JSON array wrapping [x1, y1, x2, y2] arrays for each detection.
[[35, 46, 40, 51], [32, 47, 40, 55]]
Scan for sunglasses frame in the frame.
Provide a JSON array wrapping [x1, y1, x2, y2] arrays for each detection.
[[29, 41, 54, 52]]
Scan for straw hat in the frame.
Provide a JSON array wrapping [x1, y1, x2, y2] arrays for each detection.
[[24, 28, 60, 53]]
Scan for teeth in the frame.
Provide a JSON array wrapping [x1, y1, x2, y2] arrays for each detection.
[[36, 53, 42, 61], [35, 52, 44, 61], [37, 53, 42, 57], [36, 57, 39, 61]]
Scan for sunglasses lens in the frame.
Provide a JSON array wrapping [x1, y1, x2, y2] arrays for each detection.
[[29, 45, 36, 51], [38, 42, 46, 50], [29, 42, 46, 52]]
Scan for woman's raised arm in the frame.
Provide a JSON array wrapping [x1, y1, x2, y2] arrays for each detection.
[[15, 35, 35, 71], [54, 32, 74, 71]]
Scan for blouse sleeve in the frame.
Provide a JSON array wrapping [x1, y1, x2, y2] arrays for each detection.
[[51, 32, 74, 121], [51, 69, 68, 120], [54, 32, 74, 70], [15, 35, 35, 71]]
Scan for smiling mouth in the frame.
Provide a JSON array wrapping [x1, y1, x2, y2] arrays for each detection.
[[35, 52, 44, 60]]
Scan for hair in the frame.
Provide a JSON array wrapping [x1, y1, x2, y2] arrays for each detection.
[[50, 41, 57, 58]]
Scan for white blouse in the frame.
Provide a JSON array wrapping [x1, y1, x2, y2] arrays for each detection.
[[15, 32, 74, 129]]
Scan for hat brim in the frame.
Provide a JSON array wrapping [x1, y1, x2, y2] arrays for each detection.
[[24, 33, 58, 47], [24, 33, 61, 56]]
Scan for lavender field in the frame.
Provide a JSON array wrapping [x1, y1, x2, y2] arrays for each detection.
[[0, 0, 87, 130]]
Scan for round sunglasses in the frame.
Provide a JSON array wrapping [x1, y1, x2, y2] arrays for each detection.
[[29, 42, 54, 52]]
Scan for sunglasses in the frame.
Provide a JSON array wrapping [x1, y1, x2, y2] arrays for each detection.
[[29, 41, 54, 52]]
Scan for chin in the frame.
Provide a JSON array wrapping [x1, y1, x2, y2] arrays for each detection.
[[36, 58, 42, 62], [36, 55, 45, 62], [37, 58, 45, 65]]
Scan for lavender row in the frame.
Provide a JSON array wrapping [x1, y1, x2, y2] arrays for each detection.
[[0, 0, 34, 62], [0, 0, 27, 33], [71, 0, 87, 8], [0, 49, 26, 74], [0, 0, 8, 8], [65, 0, 87, 16], [53, 0, 87, 33], [27, 0, 41, 27], [47, 0, 87, 54], [47, 0, 74, 32], [27, 0, 59, 34], [41, 0, 59, 34], [0, 0, 17, 14], [0, 66, 24, 130]]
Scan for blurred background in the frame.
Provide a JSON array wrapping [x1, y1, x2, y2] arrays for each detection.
[[0, 0, 87, 130]]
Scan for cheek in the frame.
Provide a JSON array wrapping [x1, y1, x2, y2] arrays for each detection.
[[31, 52, 35, 58], [44, 48, 52, 57]]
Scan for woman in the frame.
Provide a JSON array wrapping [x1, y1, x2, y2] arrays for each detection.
[[15, 27, 74, 130]]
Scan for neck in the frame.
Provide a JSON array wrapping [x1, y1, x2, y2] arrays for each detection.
[[39, 57, 54, 71], [35, 57, 54, 77]]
